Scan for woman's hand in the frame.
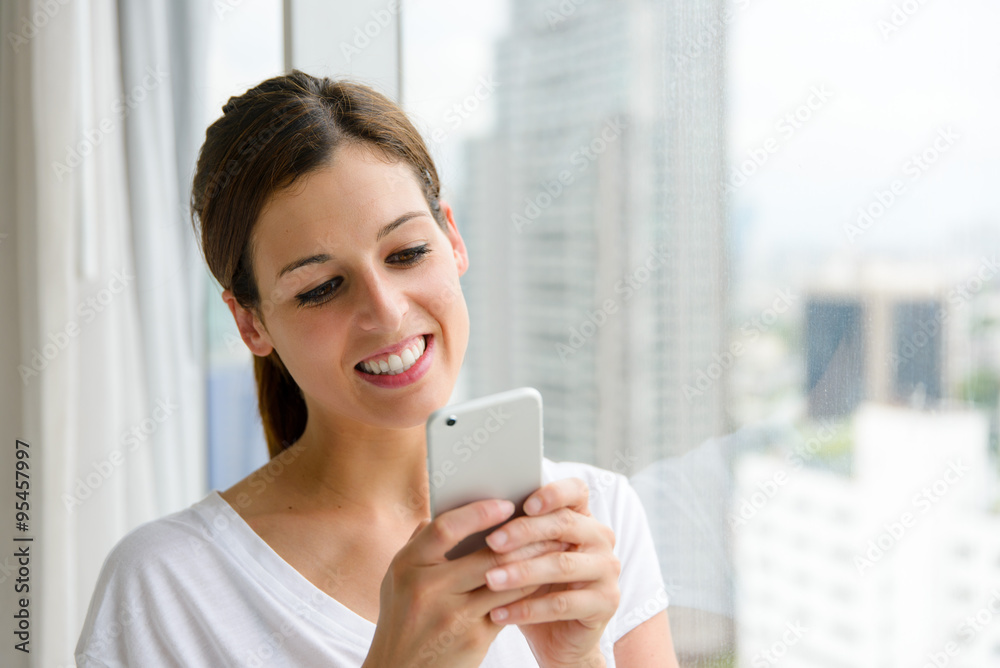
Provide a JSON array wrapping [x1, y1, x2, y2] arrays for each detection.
[[363, 498, 569, 668], [483, 478, 621, 668]]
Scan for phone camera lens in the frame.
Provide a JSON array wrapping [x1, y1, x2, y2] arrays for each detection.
[[446, 416, 457, 426]]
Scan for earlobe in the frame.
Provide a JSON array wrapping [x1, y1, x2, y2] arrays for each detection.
[[440, 200, 469, 277], [221, 289, 275, 357]]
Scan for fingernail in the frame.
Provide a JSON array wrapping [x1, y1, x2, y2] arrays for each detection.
[[487, 530, 508, 549], [486, 568, 508, 587], [499, 500, 515, 516], [525, 497, 542, 514], [491, 607, 509, 622]]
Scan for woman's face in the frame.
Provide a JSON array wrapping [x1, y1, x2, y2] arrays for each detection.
[[230, 143, 469, 431]]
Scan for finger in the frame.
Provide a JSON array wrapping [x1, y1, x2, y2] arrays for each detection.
[[409, 518, 430, 539], [523, 477, 591, 517], [484, 551, 616, 592], [487, 509, 615, 554], [496, 540, 573, 565], [489, 587, 620, 626], [414, 499, 515, 564], [466, 582, 545, 620], [449, 540, 572, 593], [404, 590, 525, 661]]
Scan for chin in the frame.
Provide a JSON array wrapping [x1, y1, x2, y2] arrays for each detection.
[[338, 379, 451, 429]]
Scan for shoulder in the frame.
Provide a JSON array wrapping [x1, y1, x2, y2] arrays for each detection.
[[97, 494, 221, 575], [82, 492, 249, 620], [77, 494, 229, 660]]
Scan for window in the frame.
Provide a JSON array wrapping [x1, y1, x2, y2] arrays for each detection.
[[403, 0, 1000, 665], [204, 0, 284, 490]]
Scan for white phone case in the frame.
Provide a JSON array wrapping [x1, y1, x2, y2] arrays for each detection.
[[426, 387, 544, 559]]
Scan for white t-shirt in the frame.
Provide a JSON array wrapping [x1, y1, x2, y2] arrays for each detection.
[[76, 459, 668, 667]]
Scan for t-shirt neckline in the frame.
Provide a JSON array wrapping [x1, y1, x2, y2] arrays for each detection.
[[198, 459, 560, 647], [200, 489, 377, 644]]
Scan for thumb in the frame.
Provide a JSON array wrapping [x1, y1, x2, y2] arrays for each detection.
[[409, 518, 431, 540]]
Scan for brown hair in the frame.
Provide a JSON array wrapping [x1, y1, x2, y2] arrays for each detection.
[[191, 70, 446, 458]]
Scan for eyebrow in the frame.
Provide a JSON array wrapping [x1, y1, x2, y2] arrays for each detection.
[[275, 211, 431, 281]]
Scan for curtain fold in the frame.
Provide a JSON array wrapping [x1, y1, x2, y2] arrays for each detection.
[[34, 1, 156, 664], [116, 0, 207, 515], [1, 1, 208, 665]]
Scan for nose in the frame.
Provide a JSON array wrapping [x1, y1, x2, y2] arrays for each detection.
[[354, 266, 407, 332]]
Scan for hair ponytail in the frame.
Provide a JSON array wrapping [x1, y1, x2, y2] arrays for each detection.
[[254, 352, 307, 458]]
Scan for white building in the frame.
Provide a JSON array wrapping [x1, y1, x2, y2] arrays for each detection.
[[935, 514, 1000, 667], [734, 405, 991, 667]]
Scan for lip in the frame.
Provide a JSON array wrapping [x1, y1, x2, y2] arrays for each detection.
[[355, 334, 434, 389]]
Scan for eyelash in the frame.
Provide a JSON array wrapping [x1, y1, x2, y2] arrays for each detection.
[[295, 244, 432, 307]]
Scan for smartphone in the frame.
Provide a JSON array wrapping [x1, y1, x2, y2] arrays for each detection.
[[426, 387, 544, 560]]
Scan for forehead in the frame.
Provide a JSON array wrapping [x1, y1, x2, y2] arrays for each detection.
[[250, 144, 429, 276], [261, 144, 423, 228]]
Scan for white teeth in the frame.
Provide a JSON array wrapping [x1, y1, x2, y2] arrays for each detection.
[[388, 354, 403, 372], [360, 336, 427, 376]]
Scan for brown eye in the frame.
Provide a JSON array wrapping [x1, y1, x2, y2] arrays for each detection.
[[295, 277, 343, 307], [391, 245, 431, 266]]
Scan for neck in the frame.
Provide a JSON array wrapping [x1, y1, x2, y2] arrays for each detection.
[[284, 409, 431, 523]]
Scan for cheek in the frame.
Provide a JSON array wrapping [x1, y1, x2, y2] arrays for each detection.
[[419, 264, 466, 323], [421, 266, 469, 357], [268, 310, 345, 374]]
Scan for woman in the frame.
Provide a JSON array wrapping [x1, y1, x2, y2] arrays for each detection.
[[76, 71, 678, 667]]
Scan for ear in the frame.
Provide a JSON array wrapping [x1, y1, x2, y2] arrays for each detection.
[[222, 289, 275, 357], [439, 200, 469, 277]]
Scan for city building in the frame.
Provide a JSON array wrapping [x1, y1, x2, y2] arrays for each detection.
[[457, 0, 728, 470], [804, 262, 951, 418], [734, 404, 992, 667]]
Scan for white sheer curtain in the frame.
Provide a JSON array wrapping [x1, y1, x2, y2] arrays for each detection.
[[0, 1, 208, 665], [117, 0, 208, 517]]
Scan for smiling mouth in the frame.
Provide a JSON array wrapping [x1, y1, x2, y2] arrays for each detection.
[[355, 335, 429, 375]]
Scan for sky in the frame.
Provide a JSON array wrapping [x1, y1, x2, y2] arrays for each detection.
[[728, 0, 1000, 269], [401, 0, 1000, 283], [401, 1, 510, 195]]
